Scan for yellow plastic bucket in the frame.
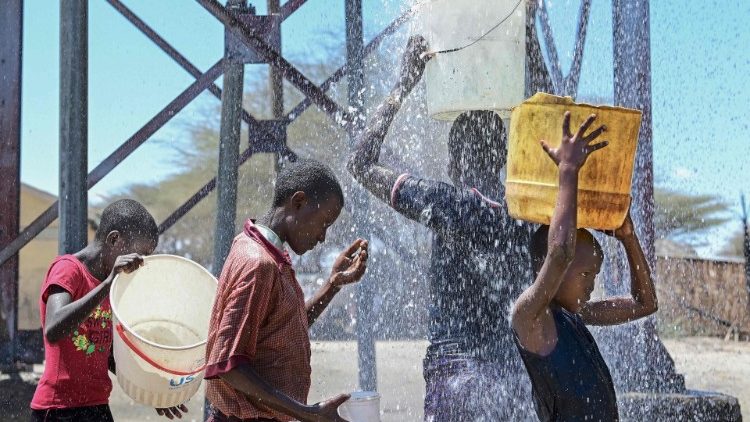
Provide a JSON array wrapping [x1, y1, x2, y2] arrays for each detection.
[[506, 92, 642, 230]]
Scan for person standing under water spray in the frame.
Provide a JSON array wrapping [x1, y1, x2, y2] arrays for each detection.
[[349, 36, 536, 420], [511, 112, 658, 421], [203, 159, 369, 422]]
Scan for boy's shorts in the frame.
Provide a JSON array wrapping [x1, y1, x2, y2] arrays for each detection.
[[31, 404, 114, 422]]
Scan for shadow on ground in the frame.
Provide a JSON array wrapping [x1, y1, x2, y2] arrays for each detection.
[[0, 376, 37, 421]]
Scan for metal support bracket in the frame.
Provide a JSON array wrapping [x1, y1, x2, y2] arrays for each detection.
[[225, 8, 281, 64], [249, 119, 289, 153]]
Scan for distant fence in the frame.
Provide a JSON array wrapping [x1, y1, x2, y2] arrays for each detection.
[[304, 254, 750, 341], [656, 255, 749, 338]]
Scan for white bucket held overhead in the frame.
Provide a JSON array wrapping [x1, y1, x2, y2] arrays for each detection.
[[110, 254, 217, 409], [413, 0, 527, 121]]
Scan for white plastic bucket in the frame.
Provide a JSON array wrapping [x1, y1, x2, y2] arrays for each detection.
[[110, 254, 217, 408], [413, 0, 527, 120], [338, 391, 381, 422]]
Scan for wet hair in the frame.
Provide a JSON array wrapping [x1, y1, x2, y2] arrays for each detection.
[[530, 225, 603, 272], [272, 159, 344, 208], [447, 110, 507, 178], [95, 199, 158, 243]]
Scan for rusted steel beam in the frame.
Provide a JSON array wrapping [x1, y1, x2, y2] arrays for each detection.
[[268, 0, 285, 171], [106, 0, 205, 84], [279, 0, 307, 21], [106, 0, 262, 132], [0, 0, 23, 365], [196, 0, 351, 125], [133, 3, 419, 237], [613, 0, 655, 264], [741, 195, 749, 311], [608, 0, 685, 394], [110, 0, 412, 132], [158, 180, 217, 236], [537, 1, 564, 93], [268, 0, 284, 119], [88, 60, 224, 186], [158, 147, 255, 235], [346, 0, 365, 134], [59, 0, 89, 254], [344, 0, 377, 392], [0, 60, 224, 267], [289, 5, 415, 119], [1, 3, 417, 265], [563, 0, 591, 96], [158, 140, 296, 235], [538, 0, 592, 96], [286, 5, 415, 120], [213, 0, 246, 275]]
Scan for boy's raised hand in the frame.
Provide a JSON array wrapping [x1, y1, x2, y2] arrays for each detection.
[[109, 253, 145, 278], [155, 404, 188, 420], [581, 208, 658, 326], [540, 112, 608, 171], [398, 35, 431, 94], [599, 210, 636, 240], [330, 239, 369, 288], [309, 393, 351, 422]]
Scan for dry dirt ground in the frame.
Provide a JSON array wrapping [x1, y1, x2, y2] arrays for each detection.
[[1, 338, 747, 421]]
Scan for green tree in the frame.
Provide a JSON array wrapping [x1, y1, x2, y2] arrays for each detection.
[[719, 229, 745, 258], [719, 196, 749, 258], [653, 186, 731, 251]]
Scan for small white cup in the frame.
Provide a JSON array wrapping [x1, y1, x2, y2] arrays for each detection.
[[338, 391, 381, 422]]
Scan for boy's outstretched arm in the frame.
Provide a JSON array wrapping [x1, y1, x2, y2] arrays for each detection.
[[580, 213, 658, 325], [511, 113, 608, 352], [347, 36, 430, 203], [221, 364, 349, 422], [307, 239, 368, 325], [44, 254, 143, 343]]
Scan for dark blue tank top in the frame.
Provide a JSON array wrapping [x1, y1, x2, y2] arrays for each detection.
[[514, 307, 619, 421]]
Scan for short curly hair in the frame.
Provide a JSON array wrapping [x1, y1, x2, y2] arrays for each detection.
[[272, 159, 344, 208], [95, 199, 158, 243]]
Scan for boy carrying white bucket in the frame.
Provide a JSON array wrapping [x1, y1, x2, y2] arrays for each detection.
[[30, 199, 188, 421], [204, 159, 368, 422]]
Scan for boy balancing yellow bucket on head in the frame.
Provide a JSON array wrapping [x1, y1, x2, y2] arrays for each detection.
[[506, 92, 642, 230]]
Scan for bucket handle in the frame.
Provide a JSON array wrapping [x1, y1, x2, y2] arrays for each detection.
[[115, 323, 206, 376]]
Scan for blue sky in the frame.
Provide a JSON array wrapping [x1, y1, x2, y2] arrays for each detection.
[[19, 0, 749, 255], [20, 0, 408, 201]]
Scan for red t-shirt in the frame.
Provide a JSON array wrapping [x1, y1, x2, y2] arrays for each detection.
[[31, 255, 114, 410]]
